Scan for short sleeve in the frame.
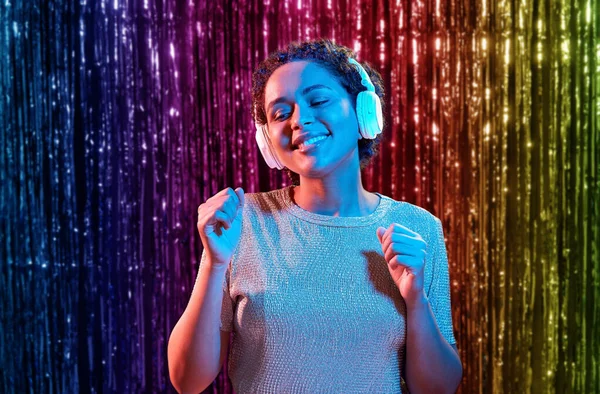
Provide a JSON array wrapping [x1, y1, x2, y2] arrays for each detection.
[[199, 249, 234, 332], [426, 217, 456, 345]]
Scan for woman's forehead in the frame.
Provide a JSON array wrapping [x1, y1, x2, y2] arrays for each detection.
[[264, 60, 346, 105]]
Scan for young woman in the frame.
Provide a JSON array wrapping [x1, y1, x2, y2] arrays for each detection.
[[168, 38, 462, 393]]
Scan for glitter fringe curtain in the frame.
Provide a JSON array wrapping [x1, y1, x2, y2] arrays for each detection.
[[0, 0, 598, 393]]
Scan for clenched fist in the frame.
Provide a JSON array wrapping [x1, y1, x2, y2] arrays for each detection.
[[197, 187, 245, 269], [377, 223, 428, 306]]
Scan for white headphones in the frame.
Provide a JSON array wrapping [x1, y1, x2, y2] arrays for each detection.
[[254, 57, 383, 170]]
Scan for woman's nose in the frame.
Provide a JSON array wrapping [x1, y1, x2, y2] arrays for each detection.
[[291, 102, 316, 130]]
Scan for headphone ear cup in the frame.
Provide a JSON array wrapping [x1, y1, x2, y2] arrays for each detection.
[[356, 91, 383, 139], [348, 58, 383, 140], [255, 123, 285, 169]]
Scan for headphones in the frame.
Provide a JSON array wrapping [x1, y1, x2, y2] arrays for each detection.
[[254, 57, 383, 170]]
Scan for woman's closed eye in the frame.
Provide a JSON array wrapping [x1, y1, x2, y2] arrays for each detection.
[[273, 100, 329, 121]]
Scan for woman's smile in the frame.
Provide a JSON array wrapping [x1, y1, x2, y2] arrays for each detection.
[[296, 134, 330, 153]]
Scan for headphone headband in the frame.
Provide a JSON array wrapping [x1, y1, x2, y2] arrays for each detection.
[[348, 58, 375, 92]]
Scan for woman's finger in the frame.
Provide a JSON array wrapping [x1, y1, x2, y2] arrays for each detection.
[[384, 243, 417, 262], [381, 231, 406, 253], [389, 254, 422, 271], [382, 233, 420, 258], [210, 209, 232, 230]]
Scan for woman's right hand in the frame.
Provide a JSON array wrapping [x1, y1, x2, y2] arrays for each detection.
[[197, 187, 245, 269]]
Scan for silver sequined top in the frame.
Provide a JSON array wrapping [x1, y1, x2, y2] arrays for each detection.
[[200, 186, 456, 393]]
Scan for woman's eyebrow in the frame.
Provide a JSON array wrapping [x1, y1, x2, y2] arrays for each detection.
[[267, 84, 333, 112]]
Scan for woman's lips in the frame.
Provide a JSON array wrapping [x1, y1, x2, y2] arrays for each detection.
[[295, 134, 329, 153]]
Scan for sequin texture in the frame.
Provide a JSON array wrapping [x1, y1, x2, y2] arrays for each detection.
[[199, 186, 456, 393]]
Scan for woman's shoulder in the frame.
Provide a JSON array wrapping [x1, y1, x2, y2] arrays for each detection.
[[377, 194, 443, 249], [378, 193, 441, 226], [243, 187, 284, 200], [240, 187, 291, 215]]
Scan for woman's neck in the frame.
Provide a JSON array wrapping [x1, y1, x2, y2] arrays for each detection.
[[291, 178, 379, 217]]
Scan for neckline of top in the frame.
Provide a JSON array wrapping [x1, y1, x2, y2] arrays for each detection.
[[276, 185, 392, 227]]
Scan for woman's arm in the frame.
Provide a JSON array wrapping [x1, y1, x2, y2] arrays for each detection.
[[168, 256, 229, 393], [377, 221, 462, 393], [405, 293, 463, 394]]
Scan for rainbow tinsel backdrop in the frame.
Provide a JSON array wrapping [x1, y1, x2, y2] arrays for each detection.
[[0, 0, 598, 393]]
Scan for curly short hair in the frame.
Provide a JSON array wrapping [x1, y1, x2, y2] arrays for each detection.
[[251, 38, 386, 186]]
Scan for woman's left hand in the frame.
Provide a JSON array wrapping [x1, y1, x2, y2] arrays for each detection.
[[377, 223, 427, 306]]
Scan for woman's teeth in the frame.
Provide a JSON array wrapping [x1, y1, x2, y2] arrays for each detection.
[[298, 135, 327, 150]]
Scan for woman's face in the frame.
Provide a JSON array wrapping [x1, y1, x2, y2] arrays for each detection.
[[263, 60, 361, 179]]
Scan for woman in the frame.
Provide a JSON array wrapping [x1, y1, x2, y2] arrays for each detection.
[[168, 38, 462, 393]]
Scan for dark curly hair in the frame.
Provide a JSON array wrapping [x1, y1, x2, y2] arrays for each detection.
[[251, 38, 386, 186]]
